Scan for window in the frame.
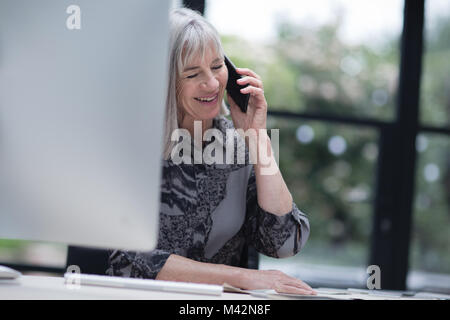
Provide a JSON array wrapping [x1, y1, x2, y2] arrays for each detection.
[[410, 134, 450, 290], [208, 0, 403, 121], [420, 0, 450, 128], [407, 0, 450, 292], [207, 0, 404, 288], [0, 239, 66, 274], [263, 118, 378, 286]]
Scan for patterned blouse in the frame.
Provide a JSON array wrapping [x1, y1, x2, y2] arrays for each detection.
[[107, 116, 310, 279]]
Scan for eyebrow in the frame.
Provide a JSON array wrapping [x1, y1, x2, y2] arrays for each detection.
[[183, 57, 222, 72]]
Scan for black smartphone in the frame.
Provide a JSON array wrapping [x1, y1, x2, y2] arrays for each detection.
[[224, 55, 249, 113]]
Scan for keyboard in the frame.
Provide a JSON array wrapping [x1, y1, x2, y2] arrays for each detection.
[[64, 273, 223, 296]]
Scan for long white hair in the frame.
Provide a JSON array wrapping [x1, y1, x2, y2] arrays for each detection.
[[163, 7, 229, 160]]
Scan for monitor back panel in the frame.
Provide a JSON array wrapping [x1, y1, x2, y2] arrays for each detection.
[[0, 0, 170, 251]]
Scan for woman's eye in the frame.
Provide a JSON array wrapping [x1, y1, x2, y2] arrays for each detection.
[[186, 64, 222, 79]]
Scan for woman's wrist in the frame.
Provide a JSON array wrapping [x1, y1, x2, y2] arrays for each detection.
[[254, 131, 279, 176], [244, 129, 273, 167], [226, 266, 254, 290]]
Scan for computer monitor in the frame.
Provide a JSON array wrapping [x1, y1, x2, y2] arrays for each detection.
[[0, 0, 170, 251]]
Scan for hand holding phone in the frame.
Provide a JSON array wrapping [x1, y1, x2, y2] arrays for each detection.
[[224, 56, 250, 113]]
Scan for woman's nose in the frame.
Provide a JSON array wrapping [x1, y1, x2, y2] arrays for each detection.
[[200, 73, 219, 90]]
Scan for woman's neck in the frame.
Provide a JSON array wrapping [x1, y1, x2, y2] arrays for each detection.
[[179, 115, 214, 144]]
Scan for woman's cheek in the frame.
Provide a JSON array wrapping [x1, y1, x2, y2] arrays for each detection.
[[220, 69, 228, 91]]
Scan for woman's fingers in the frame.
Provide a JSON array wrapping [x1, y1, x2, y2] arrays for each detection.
[[272, 271, 317, 295], [295, 278, 315, 293], [282, 278, 316, 295], [241, 269, 317, 296], [240, 86, 265, 98], [275, 284, 316, 295], [237, 76, 263, 89], [236, 67, 261, 80]]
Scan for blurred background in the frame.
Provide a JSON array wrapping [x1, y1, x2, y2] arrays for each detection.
[[0, 0, 448, 293]]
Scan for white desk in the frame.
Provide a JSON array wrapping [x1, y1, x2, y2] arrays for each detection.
[[2, 275, 442, 301], [0, 275, 264, 300]]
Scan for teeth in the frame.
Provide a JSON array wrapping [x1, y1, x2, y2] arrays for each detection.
[[196, 95, 217, 102]]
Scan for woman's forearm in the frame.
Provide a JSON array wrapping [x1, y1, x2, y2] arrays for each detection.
[[155, 254, 316, 294], [155, 254, 243, 286], [253, 131, 293, 215]]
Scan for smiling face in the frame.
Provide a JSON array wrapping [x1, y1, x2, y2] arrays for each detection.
[[177, 44, 228, 123]]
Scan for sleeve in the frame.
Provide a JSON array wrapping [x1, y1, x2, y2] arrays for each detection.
[[244, 167, 310, 258], [106, 249, 171, 279]]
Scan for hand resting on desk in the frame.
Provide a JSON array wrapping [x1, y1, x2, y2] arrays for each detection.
[[156, 254, 317, 295]]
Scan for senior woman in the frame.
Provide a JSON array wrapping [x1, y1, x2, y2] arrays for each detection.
[[107, 7, 315, 295]]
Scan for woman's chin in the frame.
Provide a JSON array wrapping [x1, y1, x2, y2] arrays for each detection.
[[210, 104, 221, 118], [198, 103, 221, 120]]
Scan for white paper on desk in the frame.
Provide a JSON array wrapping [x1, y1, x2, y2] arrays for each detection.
[[222, 283, 249, 294], [266, 290, 355, 300], [222, 284, 298, 300], [315, 288, 352, 295], [222, 283, 352, 300]]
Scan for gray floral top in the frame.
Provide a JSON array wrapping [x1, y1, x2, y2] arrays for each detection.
[[107, 116, 310, 279]]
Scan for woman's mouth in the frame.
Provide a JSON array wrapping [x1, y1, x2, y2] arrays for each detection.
[[194, 93, 219, 106]]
